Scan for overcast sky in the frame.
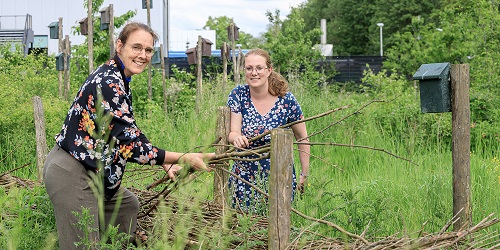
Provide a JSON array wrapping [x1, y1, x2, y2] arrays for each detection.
[[0, 0, 305, 54]]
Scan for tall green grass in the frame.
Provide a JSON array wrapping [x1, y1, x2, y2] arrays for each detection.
[[0, 54, 498, 248]]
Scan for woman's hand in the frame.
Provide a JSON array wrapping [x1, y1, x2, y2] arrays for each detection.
[[162, 164, 183, 181], [233, 135, 249, 148], [297, 173, 308, 194], [178, 152, 214, 172]]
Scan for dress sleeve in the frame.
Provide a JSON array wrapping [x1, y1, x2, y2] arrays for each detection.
[[227, 86, 242, 114], [286, 92, 304, 123], [100, 73, 166, 166]]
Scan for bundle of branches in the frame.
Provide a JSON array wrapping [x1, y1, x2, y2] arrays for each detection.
[[130, 186, 499, 249], [0, 166, 36, 189], [127, 101, 499, 248], [130, 186, 347, 249]]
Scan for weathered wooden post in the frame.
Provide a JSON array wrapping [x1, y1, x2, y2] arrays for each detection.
[[195, 35, 203, 114], [451, 64, 471, 231], [108, 4, 114, 58], [222, 42, 228, 90], [87, 0, 93, 73], [413, 63, 471, 231], [268, 128, 293, 250], [228, 23, 240, 85], [214, 106, 230, 207], [160, 44, 168, 115], [146, 0, 153, 101], [63, 35, 71, 100], [32, 96, 48, 183], [58, 17, 63, 98]]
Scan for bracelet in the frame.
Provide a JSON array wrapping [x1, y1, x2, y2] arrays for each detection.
[[300, 172, 308, 177]]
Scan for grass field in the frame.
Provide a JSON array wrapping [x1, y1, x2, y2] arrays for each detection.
[[0, 61, 499, 249]]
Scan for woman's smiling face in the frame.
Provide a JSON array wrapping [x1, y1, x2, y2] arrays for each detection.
[[116, 29, 154, 78], [245, 54, 271, 89]]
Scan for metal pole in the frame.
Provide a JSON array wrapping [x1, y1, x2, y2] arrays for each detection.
[[163, 0, 169, 54], [163, 0, 170, 78], [377, 23, 384, 57]]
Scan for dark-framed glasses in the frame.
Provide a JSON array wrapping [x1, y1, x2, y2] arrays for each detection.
[[244, 66, 268, 74], [126, 43, 154, 57]]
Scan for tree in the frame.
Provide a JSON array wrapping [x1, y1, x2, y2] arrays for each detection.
[[71, 0, 136, 80], [297, 0, 445, 55], [263, 8, 328, 91], [203, 16, 261, 49], [263, 9, 322, 72]]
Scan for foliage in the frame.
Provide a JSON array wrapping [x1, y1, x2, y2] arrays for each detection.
[[1, 0, 500, 247], [263, 9, 327, 92], [296, 0, 445, 55], [72, 0, 137, 79], [73, 207, 136, 249], [383, 0, 500, 148], [203, 16, 261, 49], [0, 186, 57, 249]]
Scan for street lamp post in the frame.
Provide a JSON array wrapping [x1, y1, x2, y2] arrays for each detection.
[[377, 22, 384, 57]]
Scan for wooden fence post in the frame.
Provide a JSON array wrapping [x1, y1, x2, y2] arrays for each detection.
[[146, 0, 153, 102], [268, 128, 293, 250], [230, 23, 239, 85], [87, 0, 93, 73], [160, 44, 168, 115], [32, 96, 48, 183], [195, 35, 203, 114], [214, 106, 230, 207], [108, 4, 114, 59], [58, 17, 63, 98], [222, 42, 228, 90], [451, 64, 471, 231], [63, 35, 71, 100]]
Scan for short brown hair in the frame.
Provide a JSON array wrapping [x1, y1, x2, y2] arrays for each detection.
[[117, 21, 158, 45]]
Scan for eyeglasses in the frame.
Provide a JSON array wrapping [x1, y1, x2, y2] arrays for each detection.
[[244, 66, 268, 74], [126, 43, 154, 57]]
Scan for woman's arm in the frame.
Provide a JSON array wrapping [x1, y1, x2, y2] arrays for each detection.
[[228, 112, 249, 148], [163, 151, 213, 172], [291, 122, 310, 192]]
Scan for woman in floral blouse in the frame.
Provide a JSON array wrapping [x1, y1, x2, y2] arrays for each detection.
[[43, 22, 213, 248], [227, 48, 310, 214]]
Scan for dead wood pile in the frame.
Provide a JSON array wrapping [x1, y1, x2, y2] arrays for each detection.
[[130, 186, 500, 250]]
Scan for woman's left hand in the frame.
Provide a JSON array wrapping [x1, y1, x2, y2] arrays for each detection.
[[298, 175, 308, 194], [163, 164, 183, 181]]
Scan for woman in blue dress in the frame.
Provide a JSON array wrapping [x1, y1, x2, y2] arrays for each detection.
[[227, 48, 310, 214]]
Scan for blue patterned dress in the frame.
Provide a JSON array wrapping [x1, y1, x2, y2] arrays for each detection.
[[226, 84, 304, 214]]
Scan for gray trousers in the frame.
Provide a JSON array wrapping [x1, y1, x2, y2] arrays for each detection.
[[43, 145, 139, 249]]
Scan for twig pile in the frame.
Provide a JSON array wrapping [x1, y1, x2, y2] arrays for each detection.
[[1, 101, 498, 248], [130, 186, 500, 249], [128, 102, 498, 249]]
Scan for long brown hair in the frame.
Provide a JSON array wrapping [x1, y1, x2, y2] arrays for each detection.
[[245, 49, 289, 97]]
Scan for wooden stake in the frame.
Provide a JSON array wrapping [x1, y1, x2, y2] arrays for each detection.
[[32, 96, 48, 183], [87, 0, 93, 73], [147, 0, 153, 101], [214, 106, 230, 207], [222, 42, 228, 90], [109, 4, 114, 58], [451, 64, 471, 231], [195, 35, 202, 114], [268, 128, 293, 250], [58, 17, 63, 98], [63, 35, 71, 100], [160, 44, 168, 115]]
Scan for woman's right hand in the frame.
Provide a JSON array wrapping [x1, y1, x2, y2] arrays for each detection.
[[233, 135, 249, 148], [162, 164, 183, 181], [178, 152, 214, 172]]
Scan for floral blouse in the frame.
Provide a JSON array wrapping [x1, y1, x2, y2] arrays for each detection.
[[226, 84, 303, 213], [55, 55, 165, 200]]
